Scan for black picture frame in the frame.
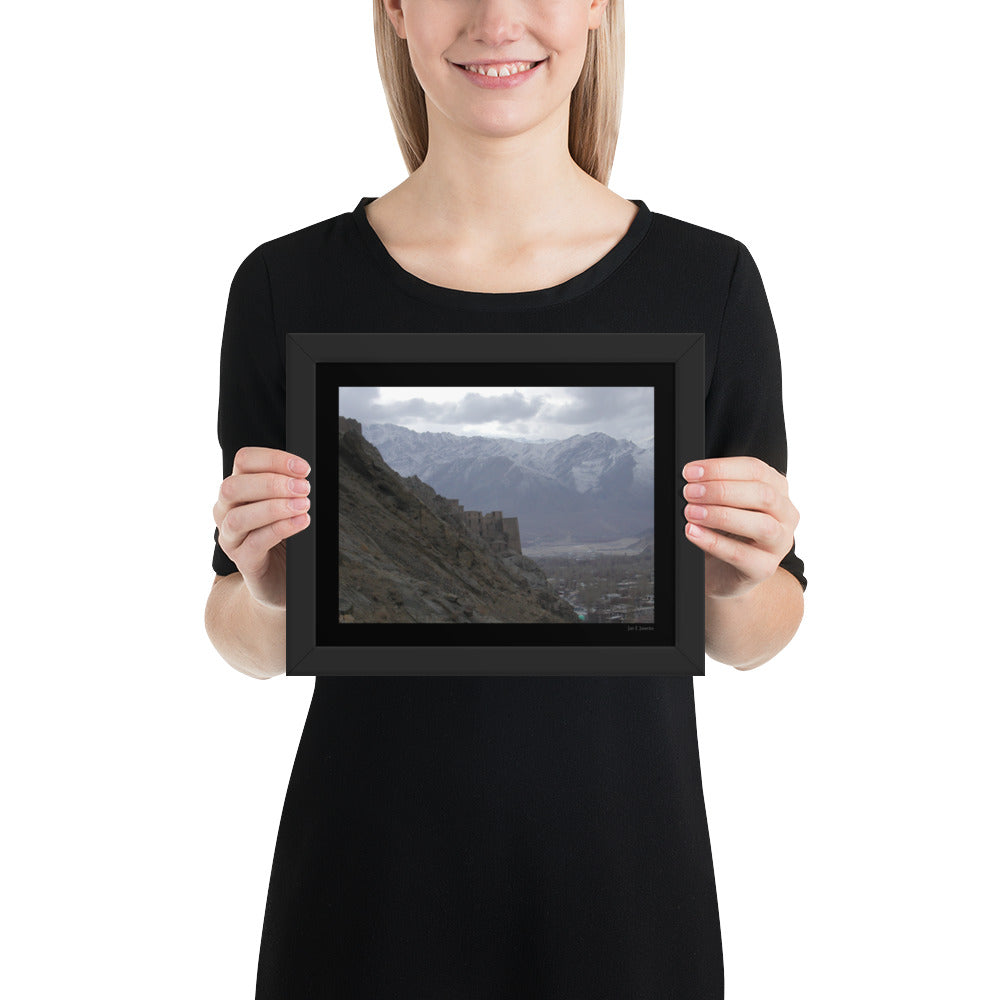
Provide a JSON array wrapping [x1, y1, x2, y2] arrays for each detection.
[[286, 332, 704, 676]]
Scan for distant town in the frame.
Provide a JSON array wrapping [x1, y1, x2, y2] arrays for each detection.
[[532, 548, 655, 624]]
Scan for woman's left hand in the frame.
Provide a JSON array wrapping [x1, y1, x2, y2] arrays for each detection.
[[682, 456, 800, 599]]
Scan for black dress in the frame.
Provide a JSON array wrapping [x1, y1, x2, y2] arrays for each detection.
[[212, 197, 807, 1000]]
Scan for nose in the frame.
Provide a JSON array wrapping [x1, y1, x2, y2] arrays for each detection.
[[467, 0, 527, 50]]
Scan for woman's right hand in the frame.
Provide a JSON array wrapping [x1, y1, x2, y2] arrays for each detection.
[[213, 447, 311, 611]]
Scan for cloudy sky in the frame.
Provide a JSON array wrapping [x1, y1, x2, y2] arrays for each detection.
[[339, 386, 654, 444]]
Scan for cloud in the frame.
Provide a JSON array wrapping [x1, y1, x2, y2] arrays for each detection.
[[451, 390, 543, 424], [340, 385, 654, 444], [546, 386, 653, 427], [337, 386, 380, 416]]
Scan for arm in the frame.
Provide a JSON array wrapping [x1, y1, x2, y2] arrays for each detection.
[[705, 566, 804, 670], [206, 245, 300, 680], [206, 447, 312, 679], [682, 455, 805, 671], [691, 240, 808, 669], [205, 573, 287, 680]]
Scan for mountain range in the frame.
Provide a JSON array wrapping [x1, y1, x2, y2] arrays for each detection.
[[362, 422, 654, 544]]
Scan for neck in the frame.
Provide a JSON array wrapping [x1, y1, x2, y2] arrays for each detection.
[[403, 109, 602, 247]]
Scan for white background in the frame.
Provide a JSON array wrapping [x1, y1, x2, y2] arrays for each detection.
[[4, 1, 997, 996]]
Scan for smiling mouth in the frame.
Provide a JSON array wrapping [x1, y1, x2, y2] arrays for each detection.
[[455, 59, 546, 77]]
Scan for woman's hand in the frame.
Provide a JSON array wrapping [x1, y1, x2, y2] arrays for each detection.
[[213, 447, 312, 611], [682, 456, 800, 599]]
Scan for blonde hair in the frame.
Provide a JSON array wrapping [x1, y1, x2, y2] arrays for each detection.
[[372, 0, 625, 185]]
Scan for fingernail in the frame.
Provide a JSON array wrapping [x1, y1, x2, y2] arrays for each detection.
[[688, 523, 703, 537], [685, 464, 704, 479], [290, 458, 310, 474], [290, 478, 310, 494]]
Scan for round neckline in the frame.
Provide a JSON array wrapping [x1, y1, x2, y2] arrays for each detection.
[[352, 195, 653, 311]]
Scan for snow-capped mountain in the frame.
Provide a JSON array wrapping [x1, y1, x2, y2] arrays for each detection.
[[360, 422, 655, 544]]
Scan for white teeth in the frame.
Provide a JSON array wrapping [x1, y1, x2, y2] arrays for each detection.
[[463, 61, 537, 77]]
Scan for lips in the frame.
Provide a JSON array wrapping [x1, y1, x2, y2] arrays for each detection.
[[451, 58, 547, 89]]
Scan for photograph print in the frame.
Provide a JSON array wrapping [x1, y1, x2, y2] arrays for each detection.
[[337, 385, 656, 627]]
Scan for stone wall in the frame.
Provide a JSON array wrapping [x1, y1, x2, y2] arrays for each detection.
[[339, 416, 363, 437], [443, 497, 522, 556], [502, 516, 521, 555]]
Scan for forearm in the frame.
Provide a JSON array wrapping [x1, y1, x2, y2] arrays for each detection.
[[204, 573, 286, 679], [705, 567, 804, 670]]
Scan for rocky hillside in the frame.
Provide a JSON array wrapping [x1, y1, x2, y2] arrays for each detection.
[[338, 418, 580, 624]]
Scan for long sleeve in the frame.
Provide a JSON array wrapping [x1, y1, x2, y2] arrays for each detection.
[[704, 241, 807, 592], [211, 245, 285, 577]]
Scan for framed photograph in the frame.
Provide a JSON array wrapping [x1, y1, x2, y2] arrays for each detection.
[[286, 332, 704, 676]]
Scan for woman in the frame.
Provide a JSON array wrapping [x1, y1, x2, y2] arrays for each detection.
[[206, 1, 807, 997]]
